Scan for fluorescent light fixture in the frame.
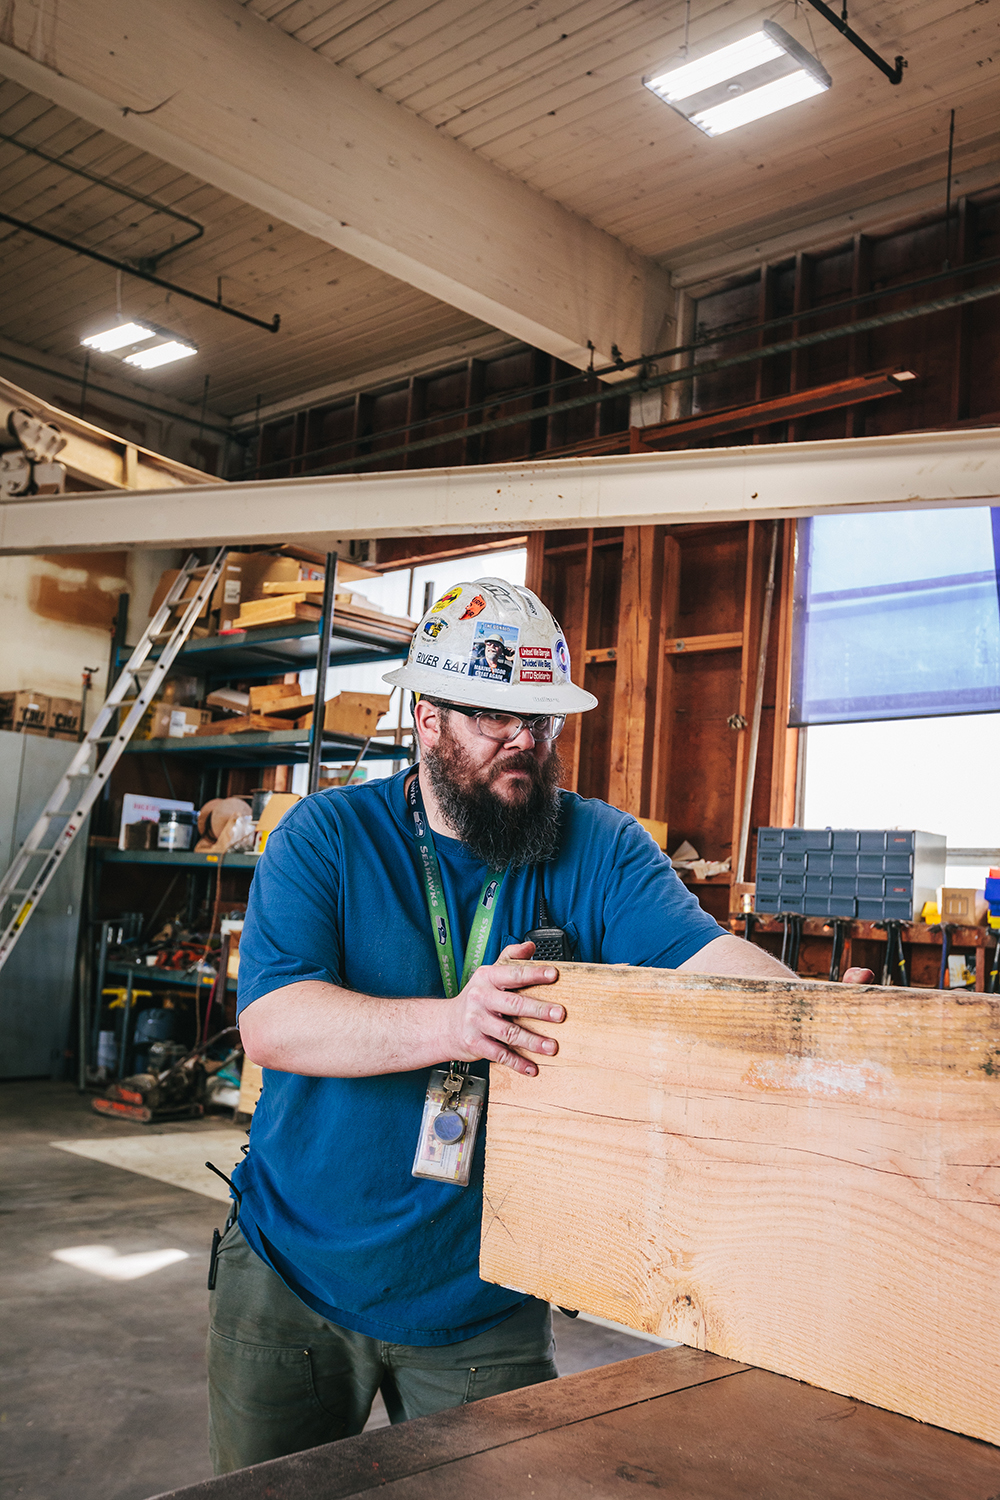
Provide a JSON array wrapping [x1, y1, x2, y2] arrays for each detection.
[[81, 321, 156, 353], [124, 339, 197, 370], [644, 20, 831, 136]]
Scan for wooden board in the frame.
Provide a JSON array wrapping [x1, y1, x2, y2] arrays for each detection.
[[195, 713, 287, 735], [480, 961, 1000, 1446], [234, 595, 320, 626]]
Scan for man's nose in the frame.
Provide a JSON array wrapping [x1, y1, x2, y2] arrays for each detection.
[[503, 722, 538, 748]]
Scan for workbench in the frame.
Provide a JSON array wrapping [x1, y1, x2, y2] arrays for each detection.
[[151, 1346, 998, 1498]]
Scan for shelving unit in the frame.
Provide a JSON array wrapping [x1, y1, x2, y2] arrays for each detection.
[[82, 590, 416, 1084]]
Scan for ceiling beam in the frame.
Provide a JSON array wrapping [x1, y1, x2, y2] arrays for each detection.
[[0, 2, 670, 376], [2, 430, 997, 556]]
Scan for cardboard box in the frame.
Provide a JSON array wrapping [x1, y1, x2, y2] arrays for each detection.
[[937, 886, 980, 925], [297, 692, 391, 738], [49, 697, 82, 739], [0, 690, 51, 736], [218, 552, 325, 630], [150, 551, 326, 633], [148, 704, 212, 739], [254, 792, 301, 854]]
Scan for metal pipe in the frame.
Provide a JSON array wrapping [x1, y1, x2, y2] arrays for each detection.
[[802, 0, 905, 84], [307, 553, 339, 795], [735, 520, 780, 887], [0, 128, 204, 266], [0, 211, 280, 332], [303, 276, 1000, 476]]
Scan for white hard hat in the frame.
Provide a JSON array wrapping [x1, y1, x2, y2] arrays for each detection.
[[383, 577, 597, 714]]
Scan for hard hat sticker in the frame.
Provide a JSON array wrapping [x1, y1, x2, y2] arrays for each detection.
[[481, 582, 520, 610], [431, 585, 462, 613], [460, 594, 486, 620], [519, 645, 552, 683], [468, 620, 518, 683], [423, 618, 448, 639], [554, 637, 570, 678]]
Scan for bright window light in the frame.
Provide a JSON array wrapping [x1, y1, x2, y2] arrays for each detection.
[[124, 340, 197, 370], [646, 32, 784, 102], [644, 21, 831, 137], [692, 70, 829, 136], [81, 321, 156, 353]]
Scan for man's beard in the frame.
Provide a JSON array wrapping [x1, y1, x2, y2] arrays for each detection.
[[422, 728, 563, 869]]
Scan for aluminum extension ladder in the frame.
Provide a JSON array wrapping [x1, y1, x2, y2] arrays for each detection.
[[0, 547, 228, 975]]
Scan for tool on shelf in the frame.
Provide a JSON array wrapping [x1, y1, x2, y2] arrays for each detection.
[[0, 548, 228, 974]]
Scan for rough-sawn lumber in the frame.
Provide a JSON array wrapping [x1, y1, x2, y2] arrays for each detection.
[[480, 962, 1000, 1445]]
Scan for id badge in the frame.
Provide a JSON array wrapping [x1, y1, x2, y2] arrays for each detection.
[[411, 1069, 487, 1188]]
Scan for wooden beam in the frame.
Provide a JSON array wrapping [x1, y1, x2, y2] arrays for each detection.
[[769, 520, 800, 829], [0, 373, 211, 493], [0, 8, 670, 377], [665, 632, 743, 655], [481, 962, 1000, 1447], [607, 527, 664, 816], [633, 371, 911, 452], [4, 429, 999, 555]]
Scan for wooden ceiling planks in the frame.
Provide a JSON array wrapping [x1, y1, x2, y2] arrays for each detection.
[[237, 0, 999, 268], [0, 79, 494, 413]]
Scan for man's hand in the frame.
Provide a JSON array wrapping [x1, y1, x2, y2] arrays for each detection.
[[842, 967, 875, 983], [446, 941, 563, 1076]]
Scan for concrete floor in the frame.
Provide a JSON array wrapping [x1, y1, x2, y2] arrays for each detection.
[[1, 1081, 666, 1500]]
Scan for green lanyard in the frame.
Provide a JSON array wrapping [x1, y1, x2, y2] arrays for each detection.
[[406, 774, 505, 1000]]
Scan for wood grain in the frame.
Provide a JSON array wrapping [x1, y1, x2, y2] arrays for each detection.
[[481, 961, 1000, 1445]]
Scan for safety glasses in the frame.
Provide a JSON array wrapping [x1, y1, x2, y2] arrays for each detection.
[[433, 700, 566, 743]]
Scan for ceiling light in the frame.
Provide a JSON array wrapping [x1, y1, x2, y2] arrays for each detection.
[[644, 21, 831, 137], [81, 321, 156, 353], [124, 339, 197, 370]]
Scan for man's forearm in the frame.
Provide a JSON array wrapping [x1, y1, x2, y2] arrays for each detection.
[[239, 981, 453, 1077], [678, 933, 800, 979]]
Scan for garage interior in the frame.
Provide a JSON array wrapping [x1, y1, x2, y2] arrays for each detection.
[[1, 1, 999, 1496]]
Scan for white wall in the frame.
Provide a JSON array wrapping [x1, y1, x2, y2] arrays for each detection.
[[0, 548, 183, 728], [802, 714, 1000, 888]]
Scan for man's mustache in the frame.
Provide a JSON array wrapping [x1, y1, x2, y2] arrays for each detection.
[[487, 751, 541, 780]]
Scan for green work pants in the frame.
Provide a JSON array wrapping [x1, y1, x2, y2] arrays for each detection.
[[207, 1221, 558, 1474]]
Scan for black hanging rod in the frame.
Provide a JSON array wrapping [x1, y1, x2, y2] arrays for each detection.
[[802, 0, 905, 85], [0, 211, 280, 333]]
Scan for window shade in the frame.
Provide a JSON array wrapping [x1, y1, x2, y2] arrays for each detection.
[[790, 508, 1000, 725]]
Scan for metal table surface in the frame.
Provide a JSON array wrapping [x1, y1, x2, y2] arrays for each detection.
[[150, 1346, 1000, 1499]]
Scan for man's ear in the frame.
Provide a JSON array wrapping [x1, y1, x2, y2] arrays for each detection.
[[413, 698, 443, 749]]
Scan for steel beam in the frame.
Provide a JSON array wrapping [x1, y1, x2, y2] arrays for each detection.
[[1, 429, 998, 556]]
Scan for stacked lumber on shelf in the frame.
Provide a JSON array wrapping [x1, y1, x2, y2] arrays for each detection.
[[481, 962, 1000, 1447], [232, 595, 322, 629], [196, 713, 288, 735], [234, 579, 416, 641]]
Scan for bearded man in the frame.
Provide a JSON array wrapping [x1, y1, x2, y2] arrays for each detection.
[[209, 577, 864, 1474]]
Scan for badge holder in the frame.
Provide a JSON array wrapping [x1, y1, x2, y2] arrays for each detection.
[[412, 1066, 487, 1188]]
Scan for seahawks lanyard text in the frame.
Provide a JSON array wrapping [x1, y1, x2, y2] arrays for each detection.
[[405, 774, 505, 1000]]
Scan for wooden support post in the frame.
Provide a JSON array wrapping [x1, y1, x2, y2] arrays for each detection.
[[482, 961, 1000, 1447], [607, 527, 664, 816], [768, 519, 799, 828], [648, 534, 681, 826]]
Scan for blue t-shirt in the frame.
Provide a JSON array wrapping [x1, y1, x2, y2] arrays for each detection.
[[234, 767, 723, 1345]]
